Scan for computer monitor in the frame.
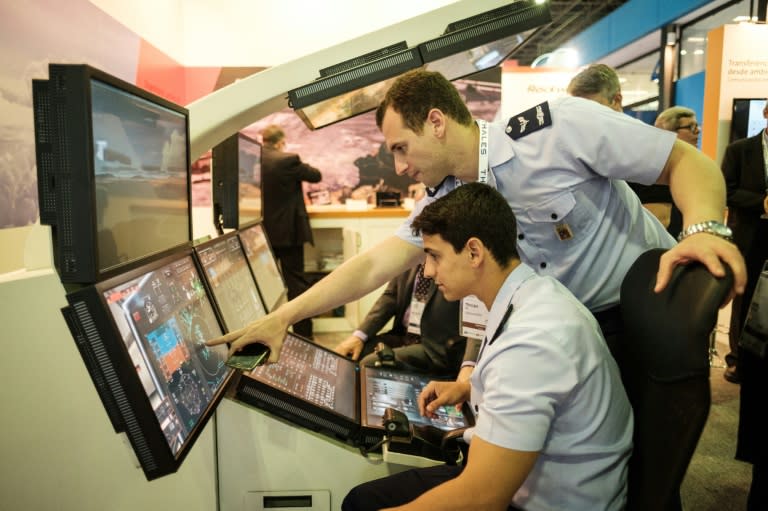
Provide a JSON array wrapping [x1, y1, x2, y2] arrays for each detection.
[[731, 98, 767, 142], [37, 63, 192, 284], [61, 249, 234, 480], [193, 231, 267, 331], [419, 1, 551, 81], [237, 222, 287, 311], [360, 366, 473, 432], [235, 334, 476, 451], [236, 332, 360, 443], [212, 133, 262, 230]]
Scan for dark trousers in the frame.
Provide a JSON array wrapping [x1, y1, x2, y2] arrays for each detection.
[[341, 464, 524, 511], [273, 245, 313, 338], [728, 227, 768, 368]]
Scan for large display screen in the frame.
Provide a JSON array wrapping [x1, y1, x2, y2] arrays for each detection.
[[361, 367, 471, 432], [91, 78, 190, 274], [731, 98, 767, 142], [246, 333, 358, 421], [237, 135, 262, 226], [195, 234, 267, 331], [238, 223, 286, 311], [102, 254, 231, 455]]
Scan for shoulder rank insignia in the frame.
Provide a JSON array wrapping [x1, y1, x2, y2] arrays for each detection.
[[505, 101, 552, 140]]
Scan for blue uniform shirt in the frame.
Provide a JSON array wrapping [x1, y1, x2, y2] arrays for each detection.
[[397, 96, 677, 311]]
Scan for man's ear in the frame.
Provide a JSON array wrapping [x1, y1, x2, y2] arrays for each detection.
[[426, 108, 446, 137], [466, 238, 484, 267]]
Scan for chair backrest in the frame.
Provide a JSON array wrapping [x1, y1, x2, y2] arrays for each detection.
[[619, 248, 733, 511]]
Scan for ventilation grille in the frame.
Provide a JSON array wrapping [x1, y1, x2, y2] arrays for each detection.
[[238, 384, 351, 438], [32, 80, 57, 225], [67, 301, 158, 472]]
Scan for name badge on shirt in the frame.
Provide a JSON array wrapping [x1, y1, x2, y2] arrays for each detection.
[[460, 295, 489, 339], [505, 101, 552, 140], [407, 300, 425, 336], [555, 222, 574, 241]]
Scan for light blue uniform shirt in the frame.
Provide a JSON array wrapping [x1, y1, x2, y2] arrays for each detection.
[[396, 96, 677, 311], [467, 264, 633, 510]]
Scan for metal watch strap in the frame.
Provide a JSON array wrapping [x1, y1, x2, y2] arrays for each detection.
[[677, 220, 733, 242]]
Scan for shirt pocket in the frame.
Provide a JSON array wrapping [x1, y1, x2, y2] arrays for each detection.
[[521, 190, 595, 248]]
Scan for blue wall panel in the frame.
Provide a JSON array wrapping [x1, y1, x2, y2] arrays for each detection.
[[566, 0, 714, 64], [674, 70, 706, 144]]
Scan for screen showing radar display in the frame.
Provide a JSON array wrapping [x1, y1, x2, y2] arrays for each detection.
[[102, 254, 231, 455], [362, 367, 470, 432], [195, 235, 266, 331], [246, 333, 357, 421], [238, 223, 286, 311]]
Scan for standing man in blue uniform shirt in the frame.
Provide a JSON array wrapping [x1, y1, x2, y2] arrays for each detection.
[[209, 70, 745, 364], [342, 183, 633, 511]]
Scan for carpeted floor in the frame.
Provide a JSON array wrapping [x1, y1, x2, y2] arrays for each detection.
[[681, 311, 752, 510]]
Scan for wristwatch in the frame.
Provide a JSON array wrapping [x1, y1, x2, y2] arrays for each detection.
[[677, 220, 734, 242]]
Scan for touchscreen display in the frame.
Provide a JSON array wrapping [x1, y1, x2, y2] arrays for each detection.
[[238, 223, 285, 311], [362, 367, 470, 431], [103, 254, 230, 455], [246, 333, 358, 421], [196, 235, 266, 331]]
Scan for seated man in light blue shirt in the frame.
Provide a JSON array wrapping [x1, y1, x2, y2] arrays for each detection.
[[342, 183, 633, 511]]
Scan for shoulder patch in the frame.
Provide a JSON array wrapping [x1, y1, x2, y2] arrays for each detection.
[[505, 101, 552, 140]]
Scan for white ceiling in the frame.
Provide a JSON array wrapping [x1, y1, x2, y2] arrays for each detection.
[[89, 0, 460, 67]]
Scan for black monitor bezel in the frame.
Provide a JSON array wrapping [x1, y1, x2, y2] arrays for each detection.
[[192, 230, 268, 332], [419, 0, 551, 82], [236, 220, 287, 312], [45, 63, 193, 284], [211, 132, 263, 230], [730, 97, 767, 142], [235, 332, 362, 444], [62, 247, 236, 480], [358, 365, 476, 435]]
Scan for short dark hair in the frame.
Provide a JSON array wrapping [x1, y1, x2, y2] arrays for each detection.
[[411, 183, 519, 267], [375, 70, 474, 133]]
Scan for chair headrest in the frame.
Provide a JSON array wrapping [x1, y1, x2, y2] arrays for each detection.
[[619, 248, 733, 382]]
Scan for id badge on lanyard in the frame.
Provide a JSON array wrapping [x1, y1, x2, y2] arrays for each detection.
[[461, 295, 488, 339], [459, 120, 492, 338], [407, 301, 426, 336]]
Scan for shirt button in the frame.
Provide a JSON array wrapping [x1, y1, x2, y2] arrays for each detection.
[[540, 262, 547, 269], [518, 233, 524, 240], [551, 213, 558, 220]]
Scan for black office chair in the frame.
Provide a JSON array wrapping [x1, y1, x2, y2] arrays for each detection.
[[619, 248, 733, 510]]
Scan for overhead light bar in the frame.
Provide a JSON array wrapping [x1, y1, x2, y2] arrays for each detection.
[[419, 0, 552, 80], [287, 42, 422, 130]]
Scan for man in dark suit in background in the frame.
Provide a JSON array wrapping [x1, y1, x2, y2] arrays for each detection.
[[261, 124, 323, 338], [722, 101, 768, 384], [334, 264, 478, 379], [722, 98, 768, 511]]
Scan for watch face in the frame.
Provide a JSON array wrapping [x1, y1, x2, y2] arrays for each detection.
[[712, 223, 732, 235]]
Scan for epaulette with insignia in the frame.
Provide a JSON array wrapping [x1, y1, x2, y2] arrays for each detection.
[[505, 102, 552, 140]]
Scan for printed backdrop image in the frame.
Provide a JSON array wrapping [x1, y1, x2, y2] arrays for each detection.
[[192, 76, 502, 208], [1, 0, 500, 232], [0, 0, 143, 229]]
